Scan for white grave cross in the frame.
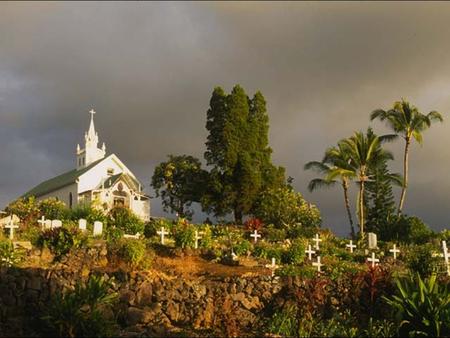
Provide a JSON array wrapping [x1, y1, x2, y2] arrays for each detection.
[[38, 216, 46, 229], [389, 244, 400, 260], [250, 230, 261, 243], [346, 240, 356, 253], [93, 221, 103, 237], [367, 252, 380, 268], [5, 217, 19, 240], [157, 227, 169, 245], [305, 244, 316, 260], [312, 256, 323, 272], [313, 233, 322, 250], [194, 230, 204, 249], [265, 257, 279, 277]]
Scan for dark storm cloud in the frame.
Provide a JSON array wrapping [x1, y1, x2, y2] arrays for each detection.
[[1, 2, 450, 234]]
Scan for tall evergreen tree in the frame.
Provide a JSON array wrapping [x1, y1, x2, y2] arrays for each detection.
[[202, 85, 285, 223]]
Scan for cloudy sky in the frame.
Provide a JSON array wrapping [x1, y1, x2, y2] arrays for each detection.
[[1, 2, 450, 235]]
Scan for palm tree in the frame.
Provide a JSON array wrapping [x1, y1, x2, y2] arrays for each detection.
[[305, 143, 357, 238], [371, 100, 443, 214], [341, 128, 396, 237]]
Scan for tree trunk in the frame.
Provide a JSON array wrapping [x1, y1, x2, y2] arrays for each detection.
[[342, 180, 355, 239], [359, 172, 365, 237], [398, 138, 410, 215]]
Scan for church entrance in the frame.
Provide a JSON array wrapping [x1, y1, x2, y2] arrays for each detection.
[[112, 183, 129, 208]]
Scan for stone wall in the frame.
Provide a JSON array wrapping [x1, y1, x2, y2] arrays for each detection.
[[0, 246, 286, 337]]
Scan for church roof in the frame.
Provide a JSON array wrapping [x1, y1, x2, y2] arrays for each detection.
[[102, 172, 140, 191], [23, 158, 104, 198]]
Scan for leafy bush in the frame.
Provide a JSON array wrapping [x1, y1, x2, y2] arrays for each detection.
[[42, 275, 118, 337], [244, 217, 263, 231], [107, 206, 144, 235], [198, 224, 213, 249], [404, 243, 441, 278], [267, 304, 297, 337], [254, 186, 321, 229], [0, 239, 24, 267], [116, 239, 150, 268], [5, 196, 40, 227], [38, 226, 88, 259], [39, 198, 69, 220], [68, 204, 108, 228], [380, 215, 435, 244], [253, 242, 283, 261], [172, 220, 196, 248], [232, 239, 253, 256], [264, 224, 287, 242], [384, 273, 450, 337], [282, 240, 306, 265]]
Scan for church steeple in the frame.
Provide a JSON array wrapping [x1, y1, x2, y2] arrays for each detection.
[[76, 109, 106, 170]]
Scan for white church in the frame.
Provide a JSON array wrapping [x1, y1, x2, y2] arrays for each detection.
[[23, 110, 150, 221]]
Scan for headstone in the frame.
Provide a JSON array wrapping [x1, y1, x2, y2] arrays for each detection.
[[157, 227, 169, 245], [265, 257, 279, 277], [194, 230, 204, 249], [313, 233, 322, 250], [250, 229, 261, 243], [305, 244, 316, 260], [51, 220, 62, 229], [5, 217, 19, 240], [312, 256, 323, 272], [368, 232, 378, 249], [44, 220, 52, 230], [93, 221, 103, 237], [367, 252, 379, 268], [78, 219, 87, 232], [442, 241, 450, 276], [389, 244, 400, 260], [346, 240, 356, 253]]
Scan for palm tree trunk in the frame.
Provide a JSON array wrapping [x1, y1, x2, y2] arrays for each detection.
[[398, 138, 410, 214], [342, 180, 355, 239], [359, 173, 365, 237]]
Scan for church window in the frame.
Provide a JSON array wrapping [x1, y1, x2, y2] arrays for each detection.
[[107, 168, 114, 176], [69, 192, 73, 208], [82, 157, 85, 165]]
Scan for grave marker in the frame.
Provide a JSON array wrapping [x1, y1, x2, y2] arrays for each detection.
[[305, 244, 316, 260], [250, 230, 261, 243], [194, 230, 204, 249], [5, 217, 19, 240], [265, 257, 279, 277], [389, 244, 400, 260], [123, 233, 141, 239], [93, 221, 103, 237], [313, 233, 322, 250], [312, 256, 323, 272], [38, 216, 46, 229], [78, 219, 87, 232], [157, 227, 169, 245], [442, 241, 450, 276], [367, 252, 379, 268], [368, 232, 378, 249], [51, 220, 62, 229], [346, 240, 356, 253]]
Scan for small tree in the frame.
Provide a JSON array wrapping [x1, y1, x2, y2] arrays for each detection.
[[107, 206, 144, 235], [5, 196, 40, 227], [253, 186, 321, 229], [39, 198, 69, 220]]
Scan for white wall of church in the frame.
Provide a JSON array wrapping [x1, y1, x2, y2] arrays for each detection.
[[36, 183, 78, 209], [78, 155, 129, 194]]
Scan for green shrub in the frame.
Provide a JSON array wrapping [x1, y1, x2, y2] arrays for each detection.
[[264, 224, 287, 242], [381, 215, 435, 244], [42, 275, 118, 337], [282, 240, 306, 265], [198, 224, 213, 249], [38, 226, 88, 260], [267, 304, 297, 337], [232, 239, 253, 256], [0, 239, 24, 267], [287, 224, 319, 239], [68, 204, 108, 228], [173, 221, 196, 248], [253, 242, 283, 261], [404, 244, 441, 278], [117, 239, 149, 268], [107, 206, 144, 235], [384, 273, 450, 337], [39, 198, 69, 220]]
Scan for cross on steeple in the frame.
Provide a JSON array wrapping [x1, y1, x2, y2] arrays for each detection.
[[89, 109, 96, 117]]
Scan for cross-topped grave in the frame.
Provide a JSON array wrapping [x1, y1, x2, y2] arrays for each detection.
[[93, 221, 103, 237], [194, 230, 204, 249], [313, 233, 322, 250], [389, 244, 400, 260], [346, 240, 356, 253], [305, 244, 316, 260], [5, 216, 19, 240], [265, 257, 279, 277], [157, 227, 169, 245], [38, 216, 46, 229], [51, 220, 62, 229], [123, 233, 141, 239], [312, 256, 323, 272], [250, 229, 261, 243], [367, 252, 379, 268]]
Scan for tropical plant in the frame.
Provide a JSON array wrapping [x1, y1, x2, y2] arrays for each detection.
[[42, 275, 118, 338], [340, 128, 396, 236], [0, 239, 24, 267], [116, 238, 149, 268], [371, 100, 443, 214], [305, 142, 357, 238], [38, 198, 69, 220], [172, 218, 196, 248], [5, 196, 39, 227], [383, 273, 450, 337], [38, 226, 88, 260], [107, 206, 144, 235]]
